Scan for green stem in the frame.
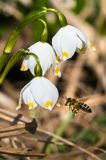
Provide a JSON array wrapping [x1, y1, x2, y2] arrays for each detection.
[[0, 9, 47, 72], [0, 50, 23, 84], [0, 49, 42, 84], [38, 19, 48, 42], [0, 54, 10, 72], [44, 111, 74, 153], [72, 129, 87, 142], [43, 7, 67, 27], [3, 10, 47, 54]]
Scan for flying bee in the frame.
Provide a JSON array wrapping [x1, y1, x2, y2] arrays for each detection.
[[62, 96, 92, 114]]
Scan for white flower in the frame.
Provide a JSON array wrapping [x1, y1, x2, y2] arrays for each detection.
[[52, 25, 96, 61], [16, 77, 59, 111], [20, 42, 61, 77]]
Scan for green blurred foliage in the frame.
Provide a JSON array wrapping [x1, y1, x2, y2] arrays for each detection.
[[72, 127, 99, 145], [0, 21, 8, 38], [96, 113, 106, 131], [86, 0, 100, 25], [72, 0, 86, 14], [99, 19, 106, 36], [32, 0, 48, 10], [17, 2, 30, 15], [58, 144, 71, 153]]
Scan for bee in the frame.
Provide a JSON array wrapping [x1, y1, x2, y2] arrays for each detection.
[[62, 96, 92, 114]]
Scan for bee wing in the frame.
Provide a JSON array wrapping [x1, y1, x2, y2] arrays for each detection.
[[78, 97, 89, 102]]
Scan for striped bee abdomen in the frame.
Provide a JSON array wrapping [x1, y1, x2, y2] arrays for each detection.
[[79, 102, 92, 113]]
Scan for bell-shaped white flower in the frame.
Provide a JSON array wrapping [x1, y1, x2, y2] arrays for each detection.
[[16, 77, 59, 111], [52, 25, 96, 61], [20, 42, 61, 77], [16, 82, 38, 110]]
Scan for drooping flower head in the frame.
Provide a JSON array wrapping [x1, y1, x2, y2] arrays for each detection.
[[52, 25, 96, 61], [17, 77, 59, 111], [21, 42, 61, 77]]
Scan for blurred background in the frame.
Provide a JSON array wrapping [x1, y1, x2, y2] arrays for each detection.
[[0, 0, 106, 160]]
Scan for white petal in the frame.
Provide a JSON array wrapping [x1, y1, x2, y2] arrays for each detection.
[[30, 77, 59, 111], [20, 57, 29, 71], [17, 81, 37, 110], [67, 25, 96, 51], [17, 82, 30, 110], [28, 42, 55, 75], [28, 56, 37, 75], [45, 43, 56, 69], [41, 43, 56, 74], [22, 86, 38, 110], [52, 26, 77, 61], [76, 35, 84, 49], [67, 25, 88, 46], [61, 27, 77, 60], [52, 28, 63, 58]]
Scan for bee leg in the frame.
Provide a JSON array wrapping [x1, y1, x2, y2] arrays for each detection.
[[74, 108, 80, 115], [77, 109, 80, 114], [69, 105, 71, 111], [69, 105, 74, 112]]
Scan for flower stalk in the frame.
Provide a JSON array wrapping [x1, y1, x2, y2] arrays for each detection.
[[0, 49, 42, 84], [43, 7, 68, 27], [38, 19, 48, 42]]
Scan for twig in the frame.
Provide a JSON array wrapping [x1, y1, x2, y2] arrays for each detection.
[[0, 124, 25, 133], [0, 108, 102, 160], [21, 136, 64, 146], [0, 130, 26, 139], [37, 128, 102, 160], [1, 126, 101, 159], [11, 137, 31, 160], [0, 147, 45, 157], [94, 147, 106, 154], [0, 108, 30, 123]]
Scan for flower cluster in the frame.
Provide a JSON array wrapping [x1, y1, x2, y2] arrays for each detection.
[[17, 25, 96, 111]]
